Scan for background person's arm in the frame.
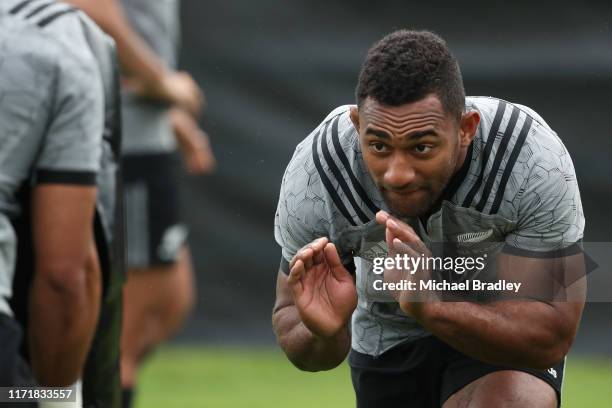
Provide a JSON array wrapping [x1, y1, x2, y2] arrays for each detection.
[[64, 0, 203, 115], [29, 185, 101, 386], [170, 107, 216, 174], [22, 23, 107, 385]]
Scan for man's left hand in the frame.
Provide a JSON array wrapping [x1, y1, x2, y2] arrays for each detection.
[[375, 210, 436, 316]]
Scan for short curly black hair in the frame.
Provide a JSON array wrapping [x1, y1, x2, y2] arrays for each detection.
[[356, 30, 465, 120]]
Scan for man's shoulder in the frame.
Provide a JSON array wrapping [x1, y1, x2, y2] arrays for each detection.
[[458, 96, 576, 218], [467, 96, 563, 160], [281, 105, 380, 228], [0, 6, 62, 75], [476, 97, 571, 180], [0, 16, 64, 121], [275, 105, 373, 263], [291, 105, 354, 153], [1, 1, 78, 49], [2, 1, 111, 81], [284, 105, 354, 183]]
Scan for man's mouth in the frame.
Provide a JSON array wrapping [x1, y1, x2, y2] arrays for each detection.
[[383, 187, 423, 196]]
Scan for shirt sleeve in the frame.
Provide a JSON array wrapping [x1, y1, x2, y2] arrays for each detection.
[[274, 165, 323, 274], [34, 47, 104, 185], [274, 111, 362, 274], [504, 151, 585, 257]]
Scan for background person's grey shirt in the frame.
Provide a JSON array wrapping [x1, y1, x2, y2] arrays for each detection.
[[120, 0, 181, 155], [0, 0, 105, 317]]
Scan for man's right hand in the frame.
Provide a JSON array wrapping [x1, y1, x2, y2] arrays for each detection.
[[287, 238, 357, 339], [170, 108, 216, 174], [126, 70, 205, 116], [160, 71, 205, 116]]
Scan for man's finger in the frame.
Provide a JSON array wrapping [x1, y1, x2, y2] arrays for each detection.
[[386, 217, 418, 243], [386, 225, 397, 257], [301, 247, 315, 270], [323, 243, 342, 268], [387, 219, 429, 255], [324, 243, 352, 282], [375, 210, 391, 226], [301, 237, 328, 257], [287, 259, 305, 296], [289, 237, 328, 269], [289, 237, 330, 270], [389, 224, 429, 256], [392, 238, 419, 256], [290, 247, 312, 270], [313, 246, 326, 265], [309, 237, 329, 252], [305, 237, 329, 269]]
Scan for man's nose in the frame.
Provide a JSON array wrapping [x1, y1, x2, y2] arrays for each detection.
[[383, 154, 416, 189]]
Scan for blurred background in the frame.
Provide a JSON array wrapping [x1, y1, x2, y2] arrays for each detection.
[[139, 0, 612, 406]]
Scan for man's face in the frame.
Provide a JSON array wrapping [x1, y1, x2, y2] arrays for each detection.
[[351, 95, 464, 218]]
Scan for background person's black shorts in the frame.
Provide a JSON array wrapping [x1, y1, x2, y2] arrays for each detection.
[[350, 335, 564, 408], [122, 152, 188, 268]]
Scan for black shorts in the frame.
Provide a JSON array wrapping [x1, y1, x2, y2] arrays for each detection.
[[350, 336, 564, 408], [122, 153, 187, 268]]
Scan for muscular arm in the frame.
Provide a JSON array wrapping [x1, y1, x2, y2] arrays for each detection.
[[410, 252, 585, 370], [64, 0, 202, 113], [380, 211, 585, 370], [28, 185, 101, 386], [272, 270, 351, 372], [64, 0, 165, 87]]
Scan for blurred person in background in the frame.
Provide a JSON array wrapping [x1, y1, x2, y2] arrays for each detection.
[[63, 1, 215, 407], [0, 1, 118, 406], [5, 1, 124, 406]]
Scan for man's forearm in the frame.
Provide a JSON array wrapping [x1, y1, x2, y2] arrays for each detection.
[[273, 305, 350, 372], [64, 0, 167, 89], [29, 250, 101, 386], [411, 301, 579, 369]]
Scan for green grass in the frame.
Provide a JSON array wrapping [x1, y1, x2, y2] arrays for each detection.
[[135, 346, 612, 408], [563, 357, 612, 408]]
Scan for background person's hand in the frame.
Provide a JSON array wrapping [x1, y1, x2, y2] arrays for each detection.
[[171, 108, 216, 174], [287, 238, 357, 339], [125, 70, 205, 116], [160, 71, 205, 115]]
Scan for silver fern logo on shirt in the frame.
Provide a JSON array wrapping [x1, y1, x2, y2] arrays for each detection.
[[456, 229, 493, 243]]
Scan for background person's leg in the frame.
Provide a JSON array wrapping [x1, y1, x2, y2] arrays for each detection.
[[120, 245, 196, 390], [120, 153, 196, 405]]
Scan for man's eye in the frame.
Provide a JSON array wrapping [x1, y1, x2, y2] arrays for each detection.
[[414, 144, 432, 154], [370, 142, 387, 152]]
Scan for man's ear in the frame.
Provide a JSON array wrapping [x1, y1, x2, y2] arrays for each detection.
[[459, 111, 480, 147], [349, 105, 360, 132]]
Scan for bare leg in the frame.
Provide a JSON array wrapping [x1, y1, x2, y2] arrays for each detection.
[[443, 370, 557, 408], [120, 245, 196, 388]]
